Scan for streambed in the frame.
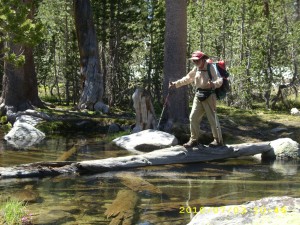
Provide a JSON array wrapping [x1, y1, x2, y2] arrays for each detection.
[[0, 133, 299, 224]]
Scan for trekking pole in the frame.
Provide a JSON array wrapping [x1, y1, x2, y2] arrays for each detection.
[[214, 110, 223, 145], [157, 91, 170, 130]]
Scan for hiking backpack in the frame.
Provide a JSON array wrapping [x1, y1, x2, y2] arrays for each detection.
[[207, 61, 230, 100]]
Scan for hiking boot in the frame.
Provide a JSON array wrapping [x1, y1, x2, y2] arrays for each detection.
[[209, 139, 223, 147], [183, 139, 198, 148]]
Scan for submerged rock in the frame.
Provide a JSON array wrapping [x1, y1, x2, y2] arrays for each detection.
[[112, 129, 178, 151], [188, 196, 300, 225], [14, 185, 41, 203], [32, 209, 76, 225]]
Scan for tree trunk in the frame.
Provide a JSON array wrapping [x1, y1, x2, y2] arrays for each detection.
[[163, 0, 189, 128], [0, 0, 44, 113], [23, 0, 44, 108], [132, 88, 157, 132], [0, 43, 42, 113], [73, 0, 106, 111]]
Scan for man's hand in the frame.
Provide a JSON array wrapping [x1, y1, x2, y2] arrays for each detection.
[[208, 80, 215, 89], [169, 82, 176, 89]]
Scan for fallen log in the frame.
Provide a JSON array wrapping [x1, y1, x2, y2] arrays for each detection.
[[0, 161, 77, 179], [0, 138, 298, 179], [76, 142, 272, 173]]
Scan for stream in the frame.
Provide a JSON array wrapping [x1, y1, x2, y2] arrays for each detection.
[[0, 133, 299, 225]]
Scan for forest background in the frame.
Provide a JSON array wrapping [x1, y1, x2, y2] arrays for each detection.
[[0, 0, 300, 124]]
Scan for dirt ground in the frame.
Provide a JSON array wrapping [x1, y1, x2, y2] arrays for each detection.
[[217, 107, 300, 145]]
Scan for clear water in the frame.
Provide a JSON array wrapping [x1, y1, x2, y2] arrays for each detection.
[[0, 133, 299, 225]]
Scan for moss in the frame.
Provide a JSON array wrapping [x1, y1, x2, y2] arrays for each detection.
[[2, 123, 12, 133], [36, 120, 103, 134], [0, 116, 8, 124], [35, 116, 134, 135], [36, 121, 65, 134], [103, 130, 131, 143]]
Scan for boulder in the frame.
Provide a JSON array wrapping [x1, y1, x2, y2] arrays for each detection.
[[188, 196, 300, 225], [14, 115, 44, 126], [112, 129, 178, 152], [261, 138, 300, 160], [270, 127, 288, 134], [107, 123, 121, 133], [4, 119, 45, 149], [94, 101, 109, 113], [291, 108, 300, 116]]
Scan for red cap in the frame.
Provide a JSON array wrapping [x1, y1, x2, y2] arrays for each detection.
[[189, 51, 208, 60], [218, 60, 226, 70]]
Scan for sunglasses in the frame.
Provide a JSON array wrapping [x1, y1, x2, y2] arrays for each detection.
[[193, 59, 201, 63]]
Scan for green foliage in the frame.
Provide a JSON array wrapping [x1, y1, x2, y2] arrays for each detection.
[[104, 130, 131, 143], [187, 0, 300, 109], [2, 122, 12, 133], [0, 0, 44, 66], [0, 116, 7, 124], [3, 0, 297, 112], [91, 0, 165, 106], [0, 116, 12, 133], [35, 0, 80, 104], [0, 198, 31, 225]]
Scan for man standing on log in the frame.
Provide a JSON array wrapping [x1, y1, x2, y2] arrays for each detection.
[[169, 51, 224, 147]]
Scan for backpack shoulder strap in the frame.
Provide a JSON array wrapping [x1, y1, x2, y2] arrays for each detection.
[[207, 63, 212, 80]]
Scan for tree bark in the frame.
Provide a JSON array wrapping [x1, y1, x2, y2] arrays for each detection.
[[0, 43, 40, 112], [132, 88, 157, 132], [0, 140, 280, 179], [73, 0, 106, 111], [163, 0, 189, 127], [0, 0, 44, 113]]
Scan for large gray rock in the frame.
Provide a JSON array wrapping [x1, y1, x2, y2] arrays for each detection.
[[262, 138, 300, 160], [112, 129, 178, 152], [94, 101, 109, 113], [4, 117, 45, 148], [14, 115, 44, 126], [188, 196, 300, 225]]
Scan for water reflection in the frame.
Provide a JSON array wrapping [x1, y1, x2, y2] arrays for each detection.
[[0, 134, 299, 224]]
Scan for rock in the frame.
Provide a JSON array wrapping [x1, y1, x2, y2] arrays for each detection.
[[4, 121, 45, 148], [270, 127, 288, 134], [14, 185, 41, 203], [270, 160, 298, 176], [15, 115, 43, 126], [23, 109, 52, 120], [291, 108, 300, 116], [108, 123, 121, 133], [31, 208, 76, 225], [112, 129, 178, 151], [261, 138, 300, 160], [188, 196, 300, 225], [94, 101, 109, 113]]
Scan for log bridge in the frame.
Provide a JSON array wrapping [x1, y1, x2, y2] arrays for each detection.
[[0, 141, 277, 179]]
